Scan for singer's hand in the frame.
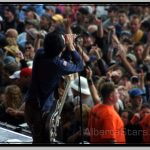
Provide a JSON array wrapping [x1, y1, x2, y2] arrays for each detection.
[[65, 34, 76, 51]]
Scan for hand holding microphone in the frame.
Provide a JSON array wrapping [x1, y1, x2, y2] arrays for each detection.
[[64, 34, 77, 51]]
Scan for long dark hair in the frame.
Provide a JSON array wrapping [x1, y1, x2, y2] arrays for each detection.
[[43, 32, 65, 59]]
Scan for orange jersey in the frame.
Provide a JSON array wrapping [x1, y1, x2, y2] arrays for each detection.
[[139, 114, 150, 143], [88, 104, 126, 144]]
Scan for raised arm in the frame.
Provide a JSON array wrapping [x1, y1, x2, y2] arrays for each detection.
[[86, 67, 101, 105], [112, 34, 137, 76]]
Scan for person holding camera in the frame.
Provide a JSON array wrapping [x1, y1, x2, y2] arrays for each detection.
[[24, 32, 84, 144]]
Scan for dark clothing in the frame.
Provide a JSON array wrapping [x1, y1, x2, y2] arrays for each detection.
[[145, 84, 150, 102], [3, 19, 25, 34], [24, 100, 50, 143], [24, 48, 83, 143], [125, 123, 143, 144], [0, 103, 25, 126], [25, 48, 83, 112]]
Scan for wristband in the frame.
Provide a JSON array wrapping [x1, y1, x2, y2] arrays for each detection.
[[87, 78, 94, 85]]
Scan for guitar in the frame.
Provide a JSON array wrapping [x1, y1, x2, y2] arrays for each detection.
[[44, 74, 76, 143]]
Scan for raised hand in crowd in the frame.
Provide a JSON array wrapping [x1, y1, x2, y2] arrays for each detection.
[[94, 16, 103, 38], [86, 67, 100, 104], [89, 45, 102, 60], [75, 44, 90, 64], [63, 17, 72, 34]]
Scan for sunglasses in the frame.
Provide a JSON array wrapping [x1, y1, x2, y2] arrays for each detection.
[[25, 47, 32, 50]]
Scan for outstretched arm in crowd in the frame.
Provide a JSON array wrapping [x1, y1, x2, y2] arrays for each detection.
[[94, 17, 104, 38], [89, 45, 108, 76], [86, 67, 101, 105], [112, 34, 137, 76], [75, 44, 90, 66], [64, 18, 73, 34]]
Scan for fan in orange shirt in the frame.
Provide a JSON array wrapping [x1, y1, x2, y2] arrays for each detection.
[[88, 82, 126, 144], [139, 114, 150, 143]]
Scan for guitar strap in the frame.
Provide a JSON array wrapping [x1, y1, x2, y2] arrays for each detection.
[[44, 74, 74, 143]]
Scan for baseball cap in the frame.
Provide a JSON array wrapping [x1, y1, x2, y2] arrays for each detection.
[[126, 53, 137, 63], [121, 30, 132, 37], [52, 14, 64, 23], [20, 67, 32, 77], [128, 88, 145, 98], [9, 70, 21, 79]]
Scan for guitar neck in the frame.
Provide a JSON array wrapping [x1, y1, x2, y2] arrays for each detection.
[[58, 79, 71, 115]]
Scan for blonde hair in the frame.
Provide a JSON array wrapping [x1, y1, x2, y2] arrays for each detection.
[[74, 104, 91, 127], [5, 85, 22, 109], [5, 28, 18, 38]]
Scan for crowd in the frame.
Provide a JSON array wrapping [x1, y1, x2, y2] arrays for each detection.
[[0, 4, 150, 144]]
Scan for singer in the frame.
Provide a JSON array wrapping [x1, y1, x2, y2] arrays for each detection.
[[24, 32, 84, 144]]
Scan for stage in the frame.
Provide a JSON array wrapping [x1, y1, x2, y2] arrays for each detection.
[[0, 123, 32, 144]]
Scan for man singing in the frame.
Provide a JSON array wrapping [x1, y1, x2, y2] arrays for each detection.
[[24, 32, 84, 144]]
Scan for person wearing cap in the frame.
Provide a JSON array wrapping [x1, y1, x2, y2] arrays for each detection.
[[18, 67, 32, 97], [70, 76, 94, 108], [88, 82, 126, 144], [9, 70, 21, 80], [128, 87, 145, 113], [24, 32, 84, 143], [72, 6, 90, 30], [25, 27, 39, 46], [103, 6, 118, 29], [126, 53, 137, 68], [49, 14, 65, 34], [3, 55, 20, 76]]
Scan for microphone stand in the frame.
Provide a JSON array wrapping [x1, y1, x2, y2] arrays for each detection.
[[78, 74, 84, 144], [77, 44, 85, 144]]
